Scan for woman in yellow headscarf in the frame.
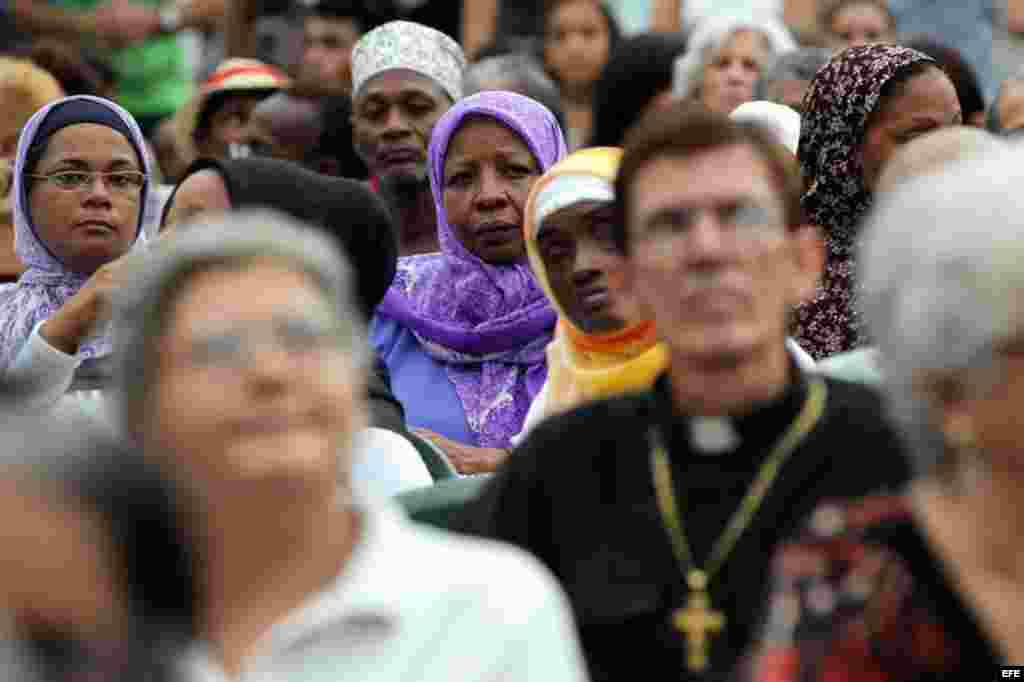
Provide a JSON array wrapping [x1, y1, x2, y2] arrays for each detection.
[[517, 147, 669, 440]]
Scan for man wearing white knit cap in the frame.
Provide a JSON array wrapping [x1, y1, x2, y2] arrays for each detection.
[[350, 20, 467, 255]]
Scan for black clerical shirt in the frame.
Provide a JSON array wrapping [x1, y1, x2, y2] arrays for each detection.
[[456, 370, 911, 682]]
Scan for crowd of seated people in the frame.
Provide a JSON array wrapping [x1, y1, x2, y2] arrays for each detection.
[[4, 2, 1024, 680]]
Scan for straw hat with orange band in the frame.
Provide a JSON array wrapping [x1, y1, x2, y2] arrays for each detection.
[[175, 58, 291, 153], [522, 147, 669, 424]]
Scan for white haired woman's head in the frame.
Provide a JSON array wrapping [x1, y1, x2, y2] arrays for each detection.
[[862, 145, 1024, 483], [672, 16, 797, 115]]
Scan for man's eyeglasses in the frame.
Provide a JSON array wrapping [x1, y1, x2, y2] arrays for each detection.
[[639, 199, 785, 242], [27, 171, 147, 196]]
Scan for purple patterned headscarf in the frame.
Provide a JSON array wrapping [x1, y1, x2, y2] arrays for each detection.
[[377, 91, 567, 448], [794, 45, 935, 360], [0, 96, 150, 370]]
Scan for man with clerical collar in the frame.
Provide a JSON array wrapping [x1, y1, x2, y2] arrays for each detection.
[[456, 105, 911, 681], [349, 20, 466, 255]]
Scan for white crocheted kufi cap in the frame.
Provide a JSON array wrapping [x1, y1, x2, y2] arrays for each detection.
[[351, 20, 468, 103]]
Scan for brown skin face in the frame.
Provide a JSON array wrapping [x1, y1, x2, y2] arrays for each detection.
[[544, 0, 612, 92], [700, 30, 771, 115], [442, 117, 541, 265], [196, 93, 268, 159], [241, 100, 320, 164], [27, 123, 142, 276], [351, 70, 452, 185], [300, 16, 362, 95], [620, 145, 822, 362], [829, 2, 896, 50], [162, 169, 232, 232], [861, 67, 962, 193], [146, 261, 364, 502], [537, 201, 624, 333]]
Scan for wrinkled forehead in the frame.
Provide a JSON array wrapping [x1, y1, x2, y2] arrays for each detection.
[[630, 146, 782, 216]]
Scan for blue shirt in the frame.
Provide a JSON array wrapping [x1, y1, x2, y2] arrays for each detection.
[[889, 0, 995, 100], [371, 315, 476, 446]]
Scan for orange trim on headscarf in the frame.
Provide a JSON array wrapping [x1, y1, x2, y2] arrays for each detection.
[[564, 318, 658, 354]]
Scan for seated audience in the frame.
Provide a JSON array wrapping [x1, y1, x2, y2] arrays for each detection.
[[457, 105, 909, 682], [349, 20, 467, 255], [795, 45, 961, 359], [111, 211, 587, 680], [0, 96, 151, 416], [672, 17, 796, 116], [372, 91, 565, 472], [296, 0, 373, 95], [540, 0, 620, 149], [162, 157, 405, 434], [819, 0, 896, 50], [519, 146, 668, 438], [588, 32, 687, 147], [755, 48, 832, 115], [176, 58, 290, 161], [238, 90, 324, 165], [744, 147, 1024, 680]]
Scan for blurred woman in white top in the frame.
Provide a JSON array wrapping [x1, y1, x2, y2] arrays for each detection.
[[110, 210, 587, 681]]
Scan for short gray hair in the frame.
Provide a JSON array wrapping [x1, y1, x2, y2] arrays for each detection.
[[755, 48, 832, 102], [112, 209, 367, 436], [861, 146, 1024, 478], [464, 54, 566, 127]]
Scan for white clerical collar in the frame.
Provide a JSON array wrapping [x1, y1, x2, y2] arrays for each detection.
[[685, 340, 814, 455], [688, 416, 741, 455]]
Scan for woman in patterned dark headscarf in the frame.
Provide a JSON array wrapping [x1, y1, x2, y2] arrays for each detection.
[[794, 44, 961, 360]]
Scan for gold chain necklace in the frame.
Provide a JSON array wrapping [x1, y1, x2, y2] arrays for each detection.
[[649, 377, 827, 674]]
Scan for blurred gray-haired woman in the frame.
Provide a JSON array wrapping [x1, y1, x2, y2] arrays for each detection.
[[110, 210, 587, 680], [742, 149, 1024, 680]]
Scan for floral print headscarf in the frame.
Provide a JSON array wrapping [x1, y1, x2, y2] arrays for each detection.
[[794, 45, 935, 360]]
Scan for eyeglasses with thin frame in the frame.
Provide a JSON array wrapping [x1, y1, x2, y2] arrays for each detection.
[[27, 170, 147, 196], [173, 316, 346, 372], [634, 197, 786, 260]]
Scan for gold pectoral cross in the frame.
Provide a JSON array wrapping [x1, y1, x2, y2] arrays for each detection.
[[672, 570, 725, 673]]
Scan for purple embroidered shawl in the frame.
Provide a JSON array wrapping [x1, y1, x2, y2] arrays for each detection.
[[377, 91, 566, 448], [0, 96, 150, 370]]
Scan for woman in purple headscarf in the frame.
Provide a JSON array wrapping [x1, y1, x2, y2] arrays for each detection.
[[0, 95, 150, 411], [372, 91, 567, 473]]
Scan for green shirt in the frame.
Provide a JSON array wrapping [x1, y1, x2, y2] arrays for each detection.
[[50, 0, 192, 118]]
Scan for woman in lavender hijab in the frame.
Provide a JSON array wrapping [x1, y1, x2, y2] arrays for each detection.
[[0, 95, 150, 414], [372, 91, 566, 474]]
